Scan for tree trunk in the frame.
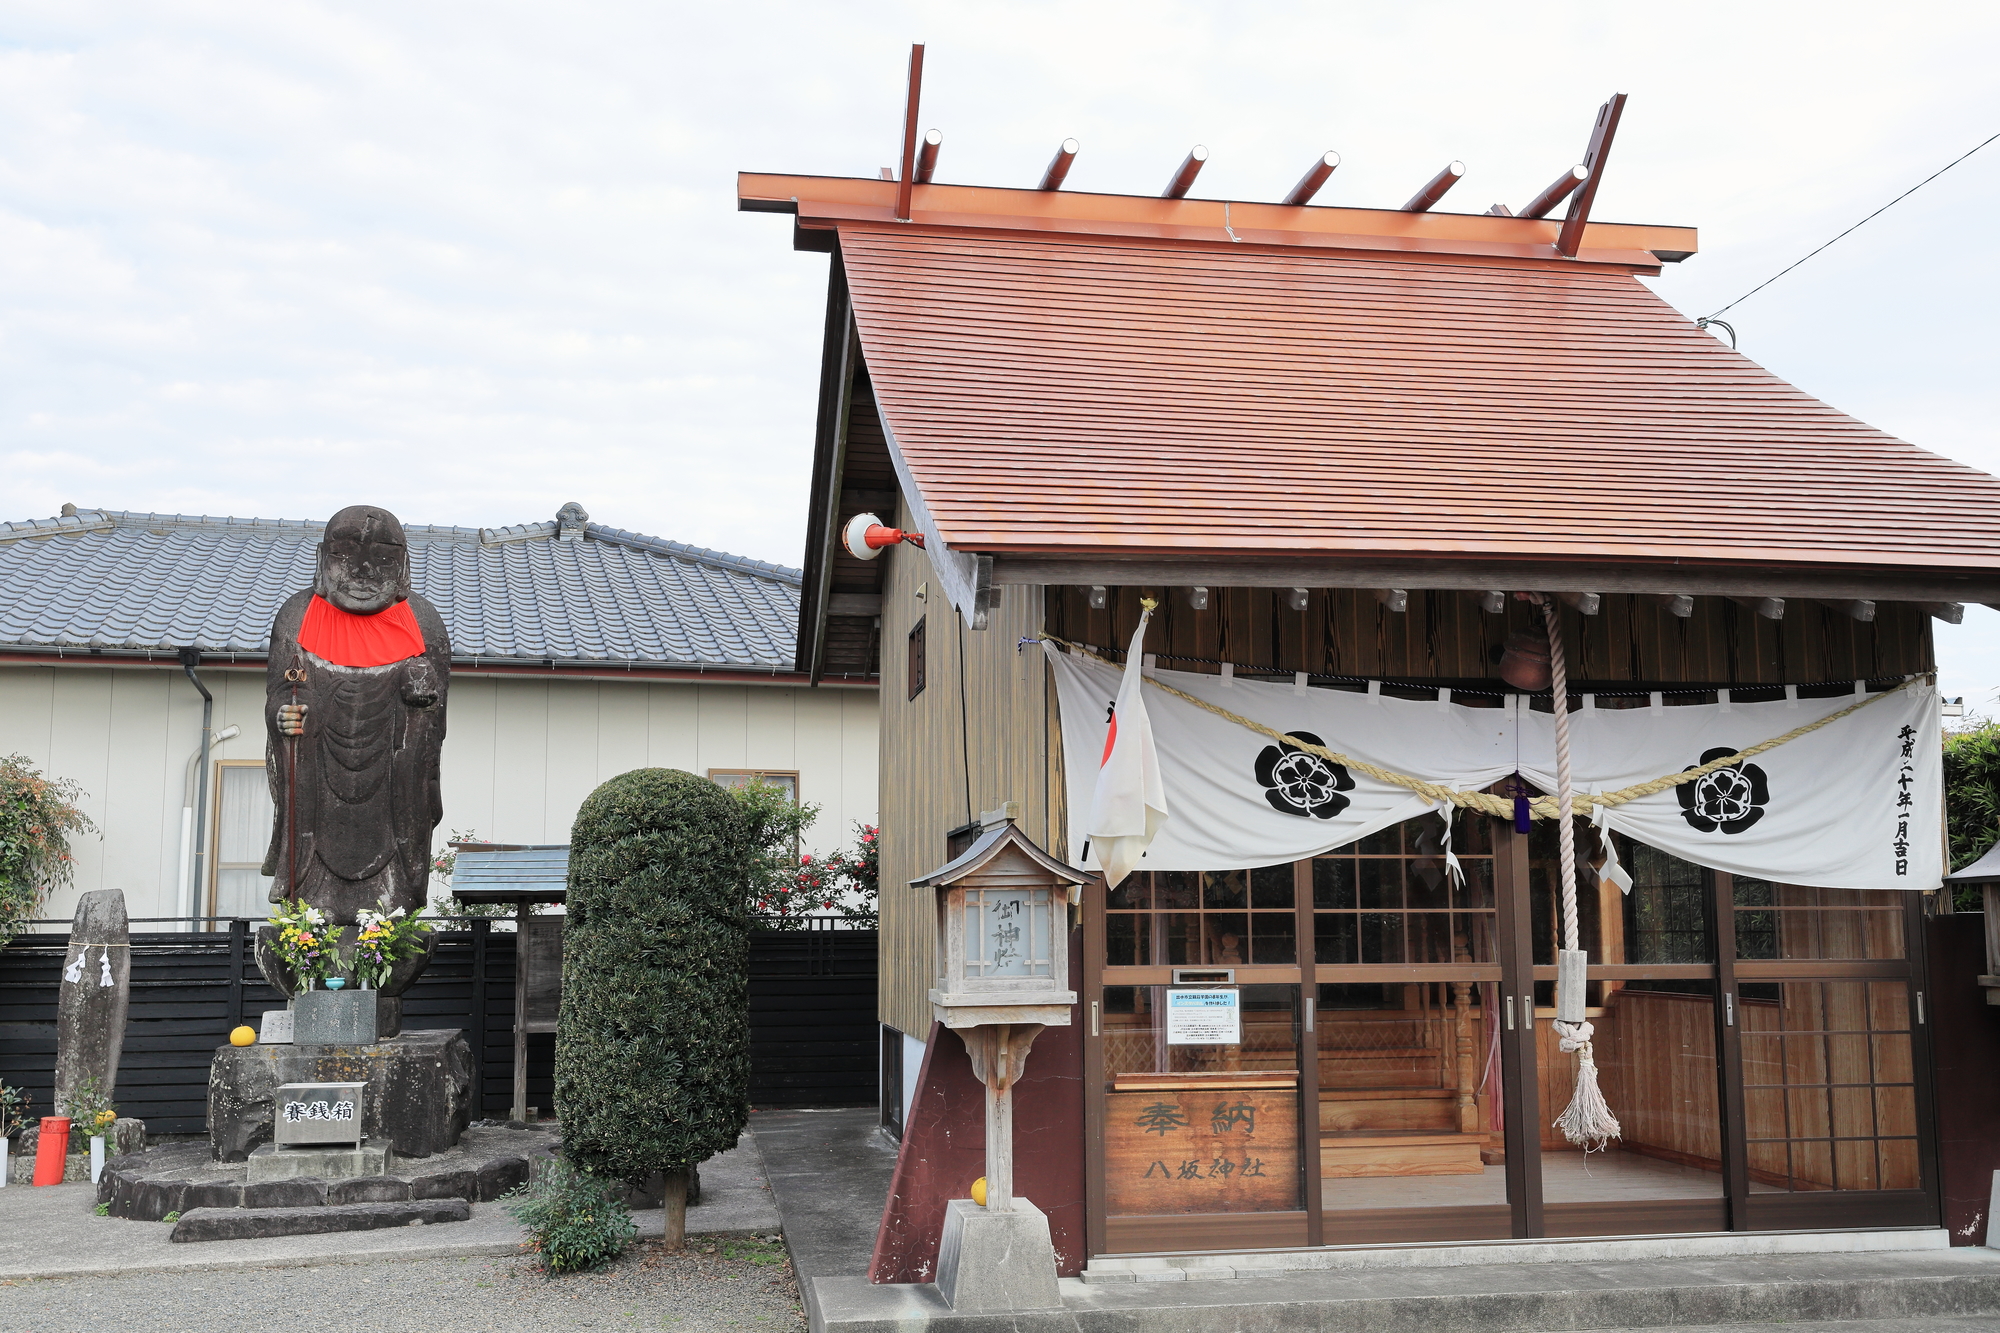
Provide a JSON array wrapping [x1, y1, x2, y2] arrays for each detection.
[[662, 1169, 688, 1250]]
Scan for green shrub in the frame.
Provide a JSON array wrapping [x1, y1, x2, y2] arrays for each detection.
[[160, 1210, 181, 1224], [0, 754, 96, 949], [0, 1079, 29, 1140], [502, 1158, 637, 1274], [554, 769, 756, 1184], [1946, 719, 2000, 911], [60, 1076, 117, 1142]]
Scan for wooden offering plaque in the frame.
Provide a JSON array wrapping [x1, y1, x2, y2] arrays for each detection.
[[1105, 1071, 1300, 1214]]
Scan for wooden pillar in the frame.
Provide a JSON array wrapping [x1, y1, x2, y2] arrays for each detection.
[[512, 902, 530, 1122], [470, 918, 490, 1116], [226, 917, 246, 1030], [959, 1022, 1044, 1213]]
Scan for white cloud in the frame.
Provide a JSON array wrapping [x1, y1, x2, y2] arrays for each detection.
[[4, 0, 1999, 688]]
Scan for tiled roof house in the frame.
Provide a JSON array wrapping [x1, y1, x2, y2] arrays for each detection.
[[0, 504, 878, 927]]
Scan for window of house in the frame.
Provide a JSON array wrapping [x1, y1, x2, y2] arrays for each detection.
[[709, 770, 799, 801], [211, 760, 275, 921], [908, 616, 926, 700]]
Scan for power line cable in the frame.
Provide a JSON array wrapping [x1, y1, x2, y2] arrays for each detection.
[[1696, 130, 2000, 344]]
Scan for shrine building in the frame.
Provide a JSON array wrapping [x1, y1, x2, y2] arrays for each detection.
[[743, 82, 2000, 1272]]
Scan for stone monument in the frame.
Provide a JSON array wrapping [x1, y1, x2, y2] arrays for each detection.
[[55, 889, 131, 1112], [208, 504, 473, 1165]]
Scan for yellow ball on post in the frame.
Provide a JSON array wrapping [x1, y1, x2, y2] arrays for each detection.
[[229, 1026, 256, 1047], [969, 1177, 987, 1207]]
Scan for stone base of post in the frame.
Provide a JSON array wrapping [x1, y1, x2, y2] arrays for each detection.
[[935, 1197, 1063, 1311]]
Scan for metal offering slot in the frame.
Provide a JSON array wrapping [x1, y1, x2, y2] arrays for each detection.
[[1172, 969, 1234, 984]]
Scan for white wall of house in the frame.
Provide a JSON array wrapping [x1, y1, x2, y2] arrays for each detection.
[[0, 663, 879, 929]]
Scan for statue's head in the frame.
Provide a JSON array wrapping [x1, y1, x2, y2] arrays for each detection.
[[315, 506, 412, 615]]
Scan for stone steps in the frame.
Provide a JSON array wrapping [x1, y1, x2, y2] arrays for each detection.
[[167, 1198, 472, 1243], [809, 1230, 2000, 1333]]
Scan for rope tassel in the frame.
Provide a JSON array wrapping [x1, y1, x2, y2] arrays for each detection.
[[1542, 597, 1621, 1153]]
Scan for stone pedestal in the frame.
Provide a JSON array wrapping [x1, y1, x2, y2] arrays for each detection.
[[294, 990, 377, 1045], [246, 1140, 393, 1182], [934, 1197, 1063, 1312], [208, 1028, 473, 1162]]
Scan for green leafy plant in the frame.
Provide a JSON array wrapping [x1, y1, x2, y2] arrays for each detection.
[[501, 1158, 637, 1274], [0, 1079, 29, 1140], [0, 754, 97, 949], [60, 1075, 117, 1142], [556, 768, 755, 1210], [728, 780, 824, 925], [94, 1202, 109, 1216], [266, 900, 339, 988], [1945, 718, 2000, 911], [351, 906, 434, 988], [160, 1210, 181, 1224]]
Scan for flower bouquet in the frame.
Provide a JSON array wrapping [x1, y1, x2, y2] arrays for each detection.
[[352, 906, 435, 990], [267, 901, 340, 990]]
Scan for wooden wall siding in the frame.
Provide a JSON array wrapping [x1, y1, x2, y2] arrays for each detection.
[[0, 666, 878, 926], [1047, 587, 1933, 687], [875, 495, 1057, 1036], [822, 382, 898, 676]]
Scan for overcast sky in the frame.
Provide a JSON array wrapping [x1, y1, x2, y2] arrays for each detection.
[[4, 1, 1998, 697]]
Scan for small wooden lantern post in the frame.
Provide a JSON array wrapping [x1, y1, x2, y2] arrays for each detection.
[[917, 817, 1084, 1212], [1944, 845, 2000, 1004], [448, 843, 570, 1121]]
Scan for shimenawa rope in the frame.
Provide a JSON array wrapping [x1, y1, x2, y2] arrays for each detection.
[[1032, 635, 1913, 821]]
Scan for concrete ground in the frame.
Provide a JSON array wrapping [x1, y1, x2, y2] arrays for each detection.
[[0, 1130, 780, 1283], [0, 1235, 805, 1332], [748, 1108, 897, 1282]]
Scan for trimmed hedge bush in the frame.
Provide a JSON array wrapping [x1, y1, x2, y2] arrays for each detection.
[[555, 768, 756, 1182]]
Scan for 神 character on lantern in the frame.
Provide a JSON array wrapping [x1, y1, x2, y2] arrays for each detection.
[[262, 505, 450, 928]]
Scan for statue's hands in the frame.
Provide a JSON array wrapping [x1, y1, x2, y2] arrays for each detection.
[[277, 703, 307, 736], [402, 661, 439, 709]]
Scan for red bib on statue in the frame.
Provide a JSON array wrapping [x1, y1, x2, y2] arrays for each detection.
[[297, 595, 426, 668]]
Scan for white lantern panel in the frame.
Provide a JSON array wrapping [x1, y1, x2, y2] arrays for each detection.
[[965, 885, 1054, 978]]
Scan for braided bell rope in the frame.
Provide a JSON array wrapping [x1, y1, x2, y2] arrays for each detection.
[[1033, 635, 1915, 821]]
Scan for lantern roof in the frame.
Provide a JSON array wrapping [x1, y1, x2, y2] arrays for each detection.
[[1944, 840, 2000, 884], [912, 819, 1091, 890]]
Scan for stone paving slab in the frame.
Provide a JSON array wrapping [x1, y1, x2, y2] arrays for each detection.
[[807, 1248, 2000, 1333], [0, 1129, 779, 1281], [752, 1107, 897, 1281], [1576, 1312, 2000, 1320], [170, 1197, 473, 1242]]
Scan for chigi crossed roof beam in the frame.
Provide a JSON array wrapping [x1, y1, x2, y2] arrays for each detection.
[[863, 42, 1637, 246]]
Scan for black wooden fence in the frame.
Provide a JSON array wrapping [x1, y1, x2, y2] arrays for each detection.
[[0, 918, 876, 1135]]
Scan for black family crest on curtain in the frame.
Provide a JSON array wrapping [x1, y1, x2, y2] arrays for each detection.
[[1677, 747, 1770, 834], [1254, 731, 1355, 819]]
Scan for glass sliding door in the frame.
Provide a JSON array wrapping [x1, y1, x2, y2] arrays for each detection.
[[1312, 816, 1510, 1243], [1730, 881, 1934, 1230], [1093, 868, 1311, 1253], [1081, 823, 1939, 1257], [1528, 828, 1729, 1236]]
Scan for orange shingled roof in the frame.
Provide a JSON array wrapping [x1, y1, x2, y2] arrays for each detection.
[[836, 221, 2000, 573]]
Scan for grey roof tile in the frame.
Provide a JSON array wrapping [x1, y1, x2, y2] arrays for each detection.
[[0, 506, 802, 671]]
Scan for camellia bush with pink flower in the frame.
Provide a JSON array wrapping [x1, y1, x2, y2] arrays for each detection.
[[726, 779, 879, 925]]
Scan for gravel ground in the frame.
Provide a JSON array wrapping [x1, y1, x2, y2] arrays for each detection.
[[0, 1233, 806, 1333]]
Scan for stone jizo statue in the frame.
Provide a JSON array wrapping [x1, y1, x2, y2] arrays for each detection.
[[258, 505, 449, 996]]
